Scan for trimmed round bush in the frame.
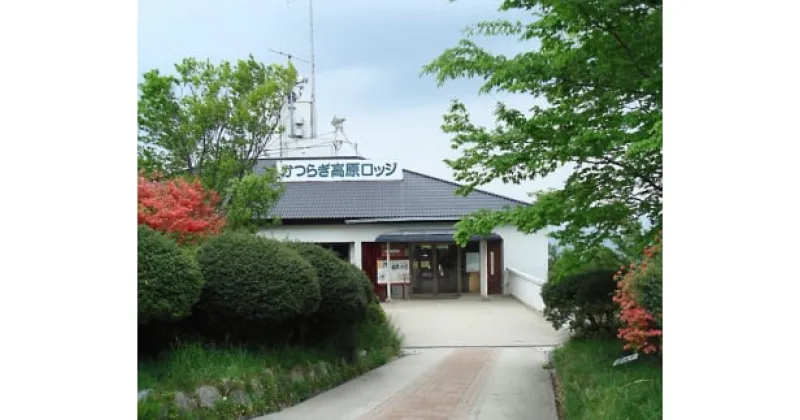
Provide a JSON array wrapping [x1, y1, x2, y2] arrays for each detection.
[[285, 242, 368, 323], [196, 232, 321, 324], [138, 225, 203, 324], [365, 301, 388, 325], [542, 269, 618, 335], [346, 262, 378, 304]]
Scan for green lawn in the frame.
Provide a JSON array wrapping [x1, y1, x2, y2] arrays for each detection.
[[552, 338, 662, 420]]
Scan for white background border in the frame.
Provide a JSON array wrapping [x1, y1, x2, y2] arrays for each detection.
[[1, 0, 799, 418]]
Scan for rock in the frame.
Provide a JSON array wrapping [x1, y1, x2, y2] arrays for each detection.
[[222, 378, 245, 393], [290, 367, 305, 383], [138, 389, 152, 401], [230, 389, 252, 409], [305, 365, 318, 381], [221, 378, 233, 392], [316, 362, 330, 377], [195, 385, 222, 409], [250, 379, 264, 397], [174, 391, 198, 412]]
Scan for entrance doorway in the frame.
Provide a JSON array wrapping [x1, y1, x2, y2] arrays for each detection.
[[410, 244, 461, 297]]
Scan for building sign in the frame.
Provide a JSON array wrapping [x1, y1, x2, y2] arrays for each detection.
[[276, 160, 403, 182], [466, 252, 480, 273], [377, 260, 410, 284], [380, 243, 408, 259]]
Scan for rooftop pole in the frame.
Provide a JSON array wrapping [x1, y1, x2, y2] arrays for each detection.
[[309, 0, 317, 140]]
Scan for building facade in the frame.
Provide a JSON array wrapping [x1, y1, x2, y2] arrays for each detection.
[[256, 156, 548, 302]]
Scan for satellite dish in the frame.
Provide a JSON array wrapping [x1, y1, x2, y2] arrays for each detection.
[[331, 115, 346, 128]]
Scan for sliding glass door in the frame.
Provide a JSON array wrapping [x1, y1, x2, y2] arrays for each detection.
[[410, 244, 461, 297]]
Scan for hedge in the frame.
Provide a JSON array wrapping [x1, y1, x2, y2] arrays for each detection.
[[284, 242, 368, 323], [347, 262, 378, 304], [138, 225, 204, 324], [542, 269, 618, 336], [196, 232, 321, 325]]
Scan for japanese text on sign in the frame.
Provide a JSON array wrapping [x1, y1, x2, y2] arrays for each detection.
[[276, 160, 404, 182]]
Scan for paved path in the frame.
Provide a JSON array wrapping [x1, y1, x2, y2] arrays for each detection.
[[257, 296, 565, 420], [384, 296, 566, 348]]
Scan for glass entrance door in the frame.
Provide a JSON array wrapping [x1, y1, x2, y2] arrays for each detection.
[[410, 244, 460, 296], [411, 244, 435, 295], [435, 244, 459, 295]]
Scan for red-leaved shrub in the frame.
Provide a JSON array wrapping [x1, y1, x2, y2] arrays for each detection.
[[137, 172, 226, 244], [612, 233, 663, 354]]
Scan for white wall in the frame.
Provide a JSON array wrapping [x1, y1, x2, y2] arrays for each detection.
[[493, 225, 549, 281], [506, 268, 547, 313], [258, 222, 549, 295]]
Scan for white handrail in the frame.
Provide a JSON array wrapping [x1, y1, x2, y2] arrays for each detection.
[[506, 267, 546, 286]]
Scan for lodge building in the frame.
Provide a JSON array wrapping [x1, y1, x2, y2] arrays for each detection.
[[255, 156, 549, 302]]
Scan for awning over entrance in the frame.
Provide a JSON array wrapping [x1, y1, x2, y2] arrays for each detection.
[[374, 229, 501, 243]]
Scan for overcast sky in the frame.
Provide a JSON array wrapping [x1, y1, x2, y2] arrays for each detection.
[[138, 0, 572, 202]]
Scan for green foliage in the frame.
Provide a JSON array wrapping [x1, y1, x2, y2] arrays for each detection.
[[225, 169, 285, 233], [549, 244, 624, 285], [609, 220, 652, 261], [423, 0, 662, 252], [196, 232, 321, 325], [552, 338, 662, 420], [284, 242, 368, 324], [346, 263, 378, 304], [542, 269, 618, 335], [138, 317, 403, 419], [138, 55, 295, 227], [138, 226, 204, 324], [365, 301, 389, 326], [631, 249, 662, 328]]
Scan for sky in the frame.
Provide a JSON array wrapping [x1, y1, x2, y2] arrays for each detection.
[[138, 0, 573, 203]]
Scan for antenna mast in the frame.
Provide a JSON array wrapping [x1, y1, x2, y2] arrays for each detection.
[[309, 0, 317, 139]]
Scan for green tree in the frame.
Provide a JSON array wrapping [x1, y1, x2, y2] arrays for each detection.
[[225, 169, 284, 232], [423, 0, 662, 253], [138, 56, 296, 227]]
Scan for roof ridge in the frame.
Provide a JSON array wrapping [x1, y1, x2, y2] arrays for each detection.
[[402, 169, 530, 206]]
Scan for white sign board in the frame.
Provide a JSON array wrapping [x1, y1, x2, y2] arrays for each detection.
[[276, 160, 403, 182], [466, 252, 480, 273], [377, 260, 410, 284], [612, 353, 639, 367]]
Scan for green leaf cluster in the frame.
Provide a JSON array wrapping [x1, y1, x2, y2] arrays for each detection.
[[424, 0, 662, 252], [138, 56, 297, 228]]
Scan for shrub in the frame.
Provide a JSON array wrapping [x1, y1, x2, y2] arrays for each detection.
[[284, 242, 368, 323], [542, 269, 619, 336], [613, 235, 663, 354], [549, 245, 625, 285], [196, 232, 321, 325], [138, 172, 226, 245], [347, 263, 378, 304], [633, 251, 662, 329], [365, 301, 388, 325], [138, 225, 204, 324]]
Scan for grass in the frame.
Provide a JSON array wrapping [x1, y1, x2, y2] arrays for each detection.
[[138, 318, 403, 419], [552, 338, 662, 420]]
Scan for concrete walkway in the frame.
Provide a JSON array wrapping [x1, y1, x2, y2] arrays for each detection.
[[257, 296, 565, 420], [385, 295, 566, 348]]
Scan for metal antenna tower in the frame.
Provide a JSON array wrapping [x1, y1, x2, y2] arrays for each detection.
[[309, 0, 318, 139], [268, 48, 310, 65]]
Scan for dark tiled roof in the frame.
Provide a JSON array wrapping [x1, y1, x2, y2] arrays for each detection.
[[254, 157, 528, 221]]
